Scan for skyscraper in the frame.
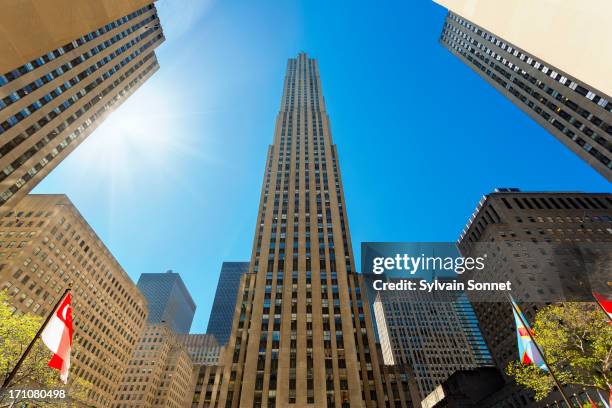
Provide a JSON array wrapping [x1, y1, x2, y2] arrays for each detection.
[[207, 261, 249, 344], [373, 280, 491, 400], [217, 53, 411, 407], [458, 189, 612, 407], [435, 1, 612, 181], [0, 194, 148, 407], [137, 271, 196, 334], [0, 1, 165, 211]]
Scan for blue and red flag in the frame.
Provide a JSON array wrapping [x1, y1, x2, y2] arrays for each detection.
[[510, 297, 548, 371], [597, 388, 611, 408]]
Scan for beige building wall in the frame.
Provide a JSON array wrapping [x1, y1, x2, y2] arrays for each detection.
[[0, 2, 164, 213], [0, 194, 147, 407], [113, 323, 194, 408], [190, 362, 225, 408], [433, 0, 612, 96], [0, 0, 156, 73]]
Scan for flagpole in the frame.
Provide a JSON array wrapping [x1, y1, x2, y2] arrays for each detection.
[[1, 287, 71, 390], [507, 295, 574, 407]]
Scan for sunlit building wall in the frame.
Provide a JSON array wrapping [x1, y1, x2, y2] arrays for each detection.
[[0, 194, 148, 407], [435, 1, 612, 180], [0, 1, 165, 212]]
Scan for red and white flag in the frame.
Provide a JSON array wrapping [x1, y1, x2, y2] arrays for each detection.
[[41, 292, 73, 383], [593, 291, 612, 324]]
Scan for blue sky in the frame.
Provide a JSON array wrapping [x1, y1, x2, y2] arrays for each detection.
[[33, 0, 610, 332]]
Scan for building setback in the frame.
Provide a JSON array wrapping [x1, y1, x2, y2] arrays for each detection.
[[216, 53, 412, 407], [113, 323, 194, 408], [0, 194, 148, 407], [437, 9, 612, 181], [207, 261, 249, 345], [178, 333, 222, 366], [0, 1, 165, 211], [137, 270, 196, 334], [373, 281, 492, 400], [458, 189, 612, 407]]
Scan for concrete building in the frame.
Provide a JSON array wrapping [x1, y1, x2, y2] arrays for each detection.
[[216, 53, 412, 407], [457, 189, 612, 407], [373, 281, 491, 400], [435, 1, 612, 180], [137, 271, 196, 334], [177, 334, 226, 408], [0, 194, 147, 407], [0, 0, 164, 211], [113, 323, 194, 408], [206, 262, 249, 345]]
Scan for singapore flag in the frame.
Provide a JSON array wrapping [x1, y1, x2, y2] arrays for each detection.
[[41, 292, 73, 383]]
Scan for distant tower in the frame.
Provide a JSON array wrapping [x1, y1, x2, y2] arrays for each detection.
[[137, 270, 196, 334], [207, 262, 249, 344]]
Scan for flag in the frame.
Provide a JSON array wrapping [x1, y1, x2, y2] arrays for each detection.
[[593, 291, 612, 323], [41, 292, 73, 383], [510, 297, 548, 371], [586, 392, 598, 408], [597, 388, 610, 408]]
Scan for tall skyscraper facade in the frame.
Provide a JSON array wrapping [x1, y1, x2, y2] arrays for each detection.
[[137, 271, 196, 334], [0, 194, 148, 407], [436, 6, 612, 180], [458, 189, 612, 407], [0, 1, 165, 211], [207, 261, 249, 344], [373, 281, 491, 400], [217, 53, 411, 407]]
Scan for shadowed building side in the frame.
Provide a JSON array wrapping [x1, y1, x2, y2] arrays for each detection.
[[457, 189, 612, 407]]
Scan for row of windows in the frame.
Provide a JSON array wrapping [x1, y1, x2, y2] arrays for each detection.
[[0, 55, 160, 205], [0, 4, 156, 85], [442, 22, 612, 169], [0, 12, 158, 113], [446, 12, 612, 113]]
